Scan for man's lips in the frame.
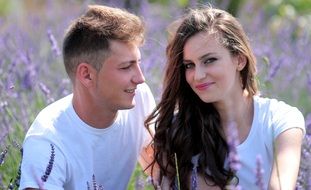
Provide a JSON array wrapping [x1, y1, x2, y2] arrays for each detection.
[[195, 82, 214, 90], [125, 88, 136, 93]]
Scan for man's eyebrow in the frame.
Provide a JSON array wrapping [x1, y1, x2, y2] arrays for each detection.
[[119, 59, 141, 65]]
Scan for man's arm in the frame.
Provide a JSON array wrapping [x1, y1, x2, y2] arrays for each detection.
[[20, 138, 65, 190]]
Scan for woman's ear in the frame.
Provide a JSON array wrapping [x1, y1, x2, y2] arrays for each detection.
[[75, 63, 96, 87], [237, 54, 247, 71]]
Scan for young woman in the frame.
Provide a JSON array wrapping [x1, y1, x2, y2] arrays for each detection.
[[145, 7, 305, 190]]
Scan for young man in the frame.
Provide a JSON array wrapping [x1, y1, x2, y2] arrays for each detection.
[[19, 5, 155, 190]]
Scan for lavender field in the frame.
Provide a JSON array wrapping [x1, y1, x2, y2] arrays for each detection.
[[0, 0, 311, 189]]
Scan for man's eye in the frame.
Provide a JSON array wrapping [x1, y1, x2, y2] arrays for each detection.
[[120, 65, 131, 70]]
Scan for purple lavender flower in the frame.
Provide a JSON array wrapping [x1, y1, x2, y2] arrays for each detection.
[[226, 123, 241, 172], [225, 123, 242, 190], [307, 73, 311, 95], [87, 181, 90, 190], [41, 143, 55, 182], [255, 155, 265, 190], [146, 176, 161, 190], [297, 135, 311, 189], [38, 82, 50, 96], [47, 29, 61, 56], [38, 82, 55, 103], [306, 113, 311, 136], [92, 174, 97, 190], [20, 51, 37, 90], [191, 166, 198, 190], [5, 59, 17, 91], [12, 141, 23, 188], [87, 174, 104, 190], [135, 174, 145, 190], [7, 178, 14, 190], [0, 145, 10, 165], [191, 154, 199, 190]]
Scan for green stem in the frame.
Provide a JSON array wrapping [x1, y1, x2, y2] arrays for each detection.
[[174, 153, 181, 190]]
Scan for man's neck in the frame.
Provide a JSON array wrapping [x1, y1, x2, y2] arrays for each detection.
[[72, 92, 118, 129]]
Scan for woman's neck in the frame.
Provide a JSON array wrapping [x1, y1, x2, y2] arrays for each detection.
[[213, 90, 254, 143]]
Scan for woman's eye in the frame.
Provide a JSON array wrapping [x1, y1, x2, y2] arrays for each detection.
[[203, 58, 217, 64], [184, 63, 194, 69]]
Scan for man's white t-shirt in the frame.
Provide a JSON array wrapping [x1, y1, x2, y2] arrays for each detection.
[[19, 83, 155, 190], [236, 96, 305, 189]]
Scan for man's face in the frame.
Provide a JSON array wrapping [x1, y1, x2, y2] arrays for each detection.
[[92, 40, 145, 112]]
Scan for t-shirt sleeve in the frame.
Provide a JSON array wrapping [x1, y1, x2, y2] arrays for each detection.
[[137, 83, 156, 115], [19, 135, 67, 190], [272, 101, 306, 139], [135, 83, 156, 146]]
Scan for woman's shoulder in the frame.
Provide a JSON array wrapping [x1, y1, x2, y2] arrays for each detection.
[[253, 95, 305, 135], [254, 95, 300, 114]]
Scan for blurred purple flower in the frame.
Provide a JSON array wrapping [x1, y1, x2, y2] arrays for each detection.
[[297, 134, 311, 189], [47, 29, 61, 57], [6, 59, 17, 91], [0, 59, 3, 73], [57, 78, 71, 97], [226, 122, 241, 172], [19, 51, 37, 90], [307, 73, 311, 95], [135, 174, 145, 190], [306, 113, 311, 136], [255, 155, 265, 190], [191, 154, 199, 190], [265, 58, 282, 83], [22, 69, 36, 90], [38, 82, 50, 96], [224, 123, 242, 190], [38, 82, 55, 104]]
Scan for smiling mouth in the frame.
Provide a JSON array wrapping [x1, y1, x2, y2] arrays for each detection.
[[195, 82, 214, 90], [125, 89, 135, 93]]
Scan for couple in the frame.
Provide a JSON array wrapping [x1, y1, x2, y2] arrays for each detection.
[[19, 4, 305, 190]]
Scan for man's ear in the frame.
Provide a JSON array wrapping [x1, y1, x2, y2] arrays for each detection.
[[237, 54, 247, 71], [76, 63, 96, 87]]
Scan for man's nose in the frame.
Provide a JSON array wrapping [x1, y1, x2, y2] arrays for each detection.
[[133, 64, 145, 84]]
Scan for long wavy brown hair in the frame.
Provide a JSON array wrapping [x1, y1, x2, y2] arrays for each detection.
[[145, 6, 258, 190]]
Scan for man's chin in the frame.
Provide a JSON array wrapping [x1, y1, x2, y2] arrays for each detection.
[[119, 101, 135, 110]]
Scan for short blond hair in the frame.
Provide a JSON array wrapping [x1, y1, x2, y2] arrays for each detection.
[[62, 5, 145, 82]]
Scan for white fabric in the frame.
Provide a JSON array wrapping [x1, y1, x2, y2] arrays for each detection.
[[236, 96, 305, 189], [19, 83, 155, 190]]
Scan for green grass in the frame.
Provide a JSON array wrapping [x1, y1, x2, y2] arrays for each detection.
[[128, 164, 154, 190]]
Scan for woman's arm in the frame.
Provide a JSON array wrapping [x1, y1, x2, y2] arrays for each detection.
[[269, 128, 304, 190], [139, 142, 158, 176]]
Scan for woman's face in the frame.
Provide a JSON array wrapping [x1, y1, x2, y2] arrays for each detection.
[[182, 31, 245, 104]]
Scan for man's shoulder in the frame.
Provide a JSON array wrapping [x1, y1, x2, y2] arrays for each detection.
[[28, 94, 73, 133], [135, 82, 154, 102], [136, 82, 152, 93], [37, 94, 73, 117]]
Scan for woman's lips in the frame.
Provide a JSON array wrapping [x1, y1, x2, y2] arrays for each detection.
[[195, 82, 214, 90]]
